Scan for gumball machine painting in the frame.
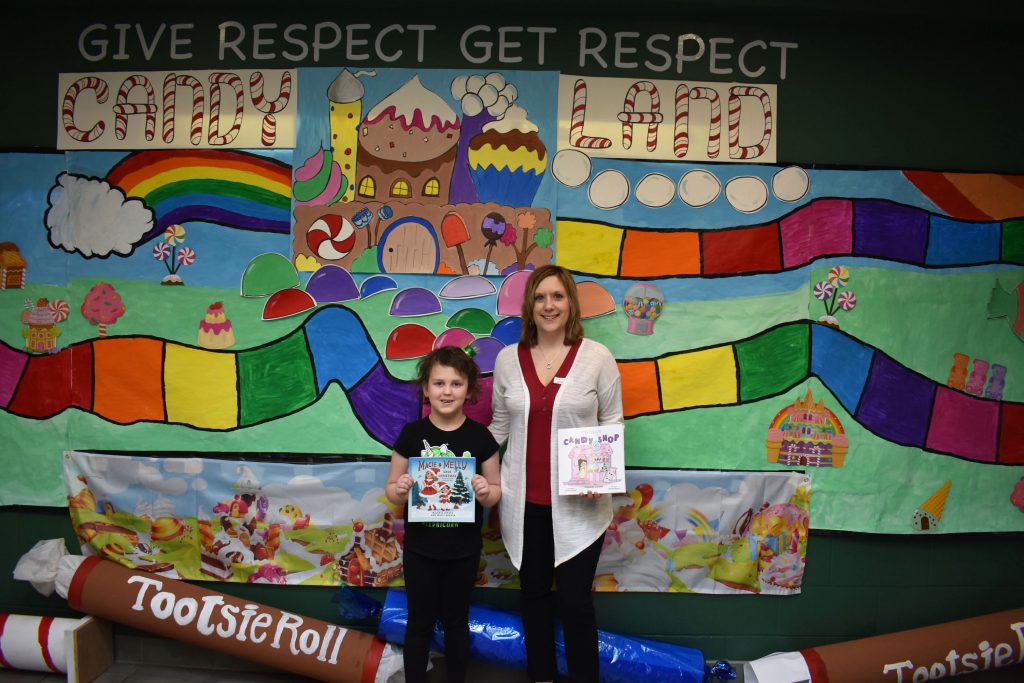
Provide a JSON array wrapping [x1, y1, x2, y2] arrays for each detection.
[[622, 282, 665, 335]]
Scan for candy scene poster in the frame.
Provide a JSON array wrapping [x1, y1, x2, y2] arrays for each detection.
[[0, 46, 1021, 596], [65, 451, 809, 594]]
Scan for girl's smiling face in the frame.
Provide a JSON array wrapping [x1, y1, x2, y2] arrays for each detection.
[[423, 363, 468, 422]]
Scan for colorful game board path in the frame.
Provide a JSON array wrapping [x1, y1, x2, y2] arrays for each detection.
[[557, 198, 1024, 278], [1, 311, 1021, 464]]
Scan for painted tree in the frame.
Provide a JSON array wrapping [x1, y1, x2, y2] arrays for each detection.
[[505, 210, 553, 271], [451, 471, 471, 506], [80, 281, 125, 338], [410, 480, 423, 508]]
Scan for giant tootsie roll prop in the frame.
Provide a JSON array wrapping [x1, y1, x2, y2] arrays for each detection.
[[15, 541, 401, 683], [744, 608, 1024, 682], [376, 588, 706, 683]]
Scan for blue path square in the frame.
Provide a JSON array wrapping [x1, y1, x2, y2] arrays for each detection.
[[810, 324, 874, 414], [305, 306, 379, 390], [925, 216, 1001, 265]]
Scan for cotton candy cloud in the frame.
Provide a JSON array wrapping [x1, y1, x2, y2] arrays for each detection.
[[44, 171, 154, 258]]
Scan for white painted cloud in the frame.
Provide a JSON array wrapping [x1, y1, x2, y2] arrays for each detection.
[[44, 172, 154, 257]]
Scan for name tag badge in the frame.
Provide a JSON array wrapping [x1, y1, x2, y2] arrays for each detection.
[[553, 377, 565, 385]]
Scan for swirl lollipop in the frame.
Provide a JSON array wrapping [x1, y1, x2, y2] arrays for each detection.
[[152, 242, 171, 260], [177, 246, 196, 266], [47, 299, 70, 322], [164, 224, 186, 245], [838, 290, 857, 311], [812, 281, 834, 301], [827, 265, 849, 287]]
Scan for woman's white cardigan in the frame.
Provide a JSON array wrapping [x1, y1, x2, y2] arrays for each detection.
[[489, 338, 623, 568]]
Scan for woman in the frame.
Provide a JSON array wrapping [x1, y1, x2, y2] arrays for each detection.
[[489, 264, 623, 683]]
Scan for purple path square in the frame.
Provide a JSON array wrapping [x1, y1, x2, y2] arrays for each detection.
[[925, 387, 999, 462], [350, 364, 420, 447], [856, 353, 935, 448], [853, 200, 929, 264]]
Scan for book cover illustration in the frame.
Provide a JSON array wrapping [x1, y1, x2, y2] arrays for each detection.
[[407, 441, 476, 523], [558, 424, 626, 495]]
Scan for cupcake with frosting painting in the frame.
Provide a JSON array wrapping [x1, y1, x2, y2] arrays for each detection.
[[466, 105, 547, 207]]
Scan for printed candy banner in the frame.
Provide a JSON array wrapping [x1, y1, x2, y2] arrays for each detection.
[[65, 451, 810, 595]]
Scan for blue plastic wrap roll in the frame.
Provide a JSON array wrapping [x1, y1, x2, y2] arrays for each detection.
[[379, 589, 705, 683]]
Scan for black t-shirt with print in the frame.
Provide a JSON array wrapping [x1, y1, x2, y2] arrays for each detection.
[[393, 416, 498, 559]]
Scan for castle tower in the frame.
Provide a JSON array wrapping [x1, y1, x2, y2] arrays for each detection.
[[327, 69, 364, 203]]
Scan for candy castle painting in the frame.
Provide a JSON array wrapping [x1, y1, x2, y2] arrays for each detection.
[[290, 69, 555, 276]]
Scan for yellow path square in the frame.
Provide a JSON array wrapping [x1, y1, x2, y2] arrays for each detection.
[[555, 220, 623, 275], [164, 344, 238, 429], [658, 345, 738, 410]]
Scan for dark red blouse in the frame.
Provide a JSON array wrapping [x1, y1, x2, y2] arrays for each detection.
[[519, 340, 583, 505]]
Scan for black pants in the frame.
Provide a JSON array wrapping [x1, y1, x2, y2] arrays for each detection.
[[402, 548, 479, 683], [519, 503, 604, 683]]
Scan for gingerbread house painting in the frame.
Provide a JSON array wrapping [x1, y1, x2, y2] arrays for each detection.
[[0, 242, 26, 289], [356, 76, 460, 205]]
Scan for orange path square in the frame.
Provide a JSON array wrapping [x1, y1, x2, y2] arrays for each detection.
[[93, 338, 166, 423], [620, 230, 700, 277], [618, 360, 660, 417]]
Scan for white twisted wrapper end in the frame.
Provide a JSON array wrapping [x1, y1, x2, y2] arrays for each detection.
[[373, 642, 405, 683], [12, 538, 84, 599], [743, 651, 811, 683]]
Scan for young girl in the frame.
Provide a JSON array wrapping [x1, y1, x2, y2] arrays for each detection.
[[386, 346, 501, 683]]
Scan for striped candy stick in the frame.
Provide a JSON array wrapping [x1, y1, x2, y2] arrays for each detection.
[[690, 86, 721, 158], [673, 84, 689, 158], [249, 71, 293, 146], [729, 86, 773, 160], [569, 79, 612, 149], [114, 75, 156, 141], [62, 77, 109, 142], [161, 74, 206, 145], [619, 81, 662, 152], [208, 72, 245, 146]]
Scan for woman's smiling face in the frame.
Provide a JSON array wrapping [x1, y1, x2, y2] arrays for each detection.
[[532, 274, 569, 338]]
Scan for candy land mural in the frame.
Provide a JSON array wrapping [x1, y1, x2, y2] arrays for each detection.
[[0, 65, 1021, 585]]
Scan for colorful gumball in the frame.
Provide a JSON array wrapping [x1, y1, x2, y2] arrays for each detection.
[[306, 214, 356, 260]]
